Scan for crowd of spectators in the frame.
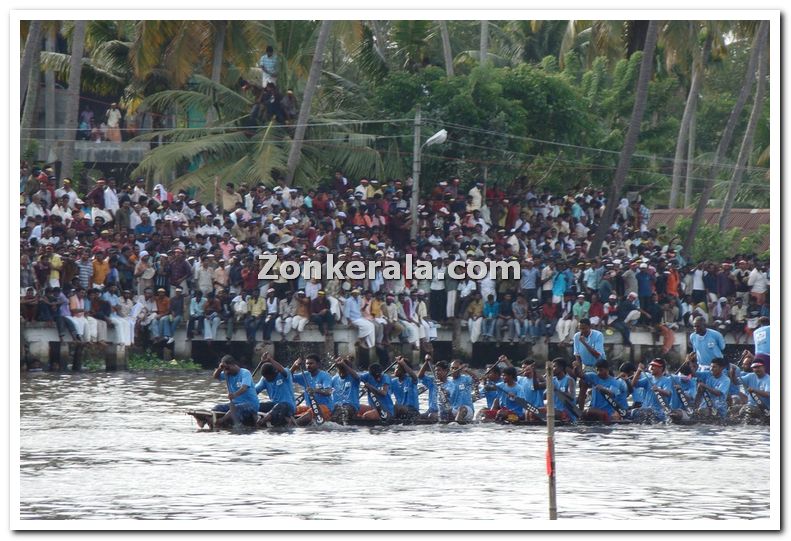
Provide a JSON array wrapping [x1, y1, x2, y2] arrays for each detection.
[[19, 162, 771, 356]]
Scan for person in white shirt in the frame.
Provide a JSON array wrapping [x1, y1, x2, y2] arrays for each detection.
[[54, 179, 79, 208], [748, 263, 768, 305], [104, 179, 120, 217]]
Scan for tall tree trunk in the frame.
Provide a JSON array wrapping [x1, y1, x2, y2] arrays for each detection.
[[668, 34, 710, 208], [479, 20, 489, 66], [369, 20, 388, 65], [45, 25, 57, 138], [718, 37, 769, 230], [683, 99, 698, 208], [59, 20, 87, 183], [20, 21, 43, 109], [20, 27, 42, 153], [439, 20, 454, 76], [587, 20, 659, 258], [683, 20, 769, 255], [206, 20, 226, 123], [285, 20, 333, 186]]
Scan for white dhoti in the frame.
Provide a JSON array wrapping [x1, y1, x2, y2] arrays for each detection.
[[446, 290, 457, 319], [328, 296, 343, 323], [589, 316, 601, 326], [275, 316, 292, 336], [556, 319, 577, 342], [352, 318, 376, 348], [84, 316, 99, 342], [624, 310, 641, 325], [400, 320, 420, 346], [109, 315, 131, 345], [468, 318, 482, 343], [291, 315, 309, 333], [67, 316, 86, 338]]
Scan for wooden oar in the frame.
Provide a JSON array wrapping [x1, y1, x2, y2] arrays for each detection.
[[653, 386, 673, 418], [671, 381, 694, 417], [554, 387, 583, 418], [299, 364, 324, 425], [510, 394, 546, 422], [594, 384, 627, 417], [746, 388, 770, 418], [429, 360, 452, 418]]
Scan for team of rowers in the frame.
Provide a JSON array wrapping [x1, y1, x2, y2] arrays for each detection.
[[204, 348, 770, 429]]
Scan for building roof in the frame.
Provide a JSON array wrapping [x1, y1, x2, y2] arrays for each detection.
[[648, 208, 770, 251]]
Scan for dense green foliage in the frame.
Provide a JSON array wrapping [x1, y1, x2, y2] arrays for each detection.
[[25, 20, 771, 222]]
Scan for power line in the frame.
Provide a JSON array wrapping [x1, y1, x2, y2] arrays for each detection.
[[429, 118, 770, 174]]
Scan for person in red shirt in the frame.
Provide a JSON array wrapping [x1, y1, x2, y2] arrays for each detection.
[[241, 259, 259, 293], [588, 292, 605, 330]]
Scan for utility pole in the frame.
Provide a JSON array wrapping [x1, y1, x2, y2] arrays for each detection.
[[546, 364, 557, 520], [410, 106, 422, 239]]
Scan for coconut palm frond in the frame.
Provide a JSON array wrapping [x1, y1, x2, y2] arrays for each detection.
[[251, 121, 289, 183], [133, 131, 251, 181], [39, 51, 127, 93], [141, 89, 215, 117], [187, 74, 252, 114]]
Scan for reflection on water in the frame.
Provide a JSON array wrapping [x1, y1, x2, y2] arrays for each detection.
[[19, 373, 770, 520]]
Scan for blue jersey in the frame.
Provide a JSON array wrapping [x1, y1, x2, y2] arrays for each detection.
[[552, 374, 576, 416], [583, 373, 623, 414], [421, 375, 452, 413], [737, 370, 770, 409], [573, 330, 606, 367], [517, 375, 544, 408], [689, 329, 725, 368], [614, 378, 630, 411], [495, 381, 526, 416], [447, 374, 475, 412], [360, 372, 395, 415], [219, 368, 259, 410], [331, 373, 361, 410], [255, 369, 296, 414], [390, 375, 419, 409], [633, 374, 673, 419], [480, 379, 500, 409], [669, 375, 697, 411], [293, 370, 334, 410], [753, 325, 770, 355], [695, 370, 731, 417]]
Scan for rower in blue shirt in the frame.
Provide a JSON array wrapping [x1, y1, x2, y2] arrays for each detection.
[[516, 359, 546, 421], [447, 359, 477, 422], [617, 362, 643, 409], [492, 367, 527, 421], [753, 317, 770, 357], [689, 317, 726, 369], [211, 355, 260, 427], [668, 365, 697, 422], [693, 357, 732, 419], [291, 354, 334, 425], [630, 358, 673, 422], [330, 357, 362, 421], [359, 363, 395, 420], [574, 318, 607, 410], [254, 352, 296, 427], [532, 358, 577, 422], [475, 363, 503, 420], [390, 357, 420, 419], [734, 354, 770, 420], [582, 359, 626, 421], [417, 356, 453, 421]]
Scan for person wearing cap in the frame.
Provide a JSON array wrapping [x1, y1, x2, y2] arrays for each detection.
[[689, 316, 725, 370], [733, 351, 770, 417], [630, 358, 673, 422]]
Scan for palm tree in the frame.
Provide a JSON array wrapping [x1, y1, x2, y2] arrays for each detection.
[[20, 21, 42, 108], [59, 20, 87, 182], [718, 33, 769, 229], [667, 23, 712, 208], [479, 20, 489, 66], [683, 20, 768, 256], [587, 20, 659, 258], [20, 21, 43, 150], [439, 20, 454, 76], [44, 23, 58, 137], [286, 20, 333, 185]]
